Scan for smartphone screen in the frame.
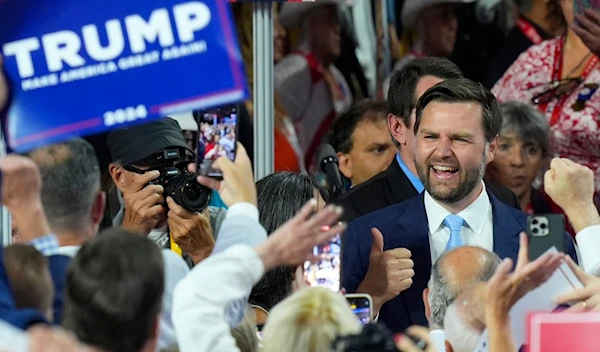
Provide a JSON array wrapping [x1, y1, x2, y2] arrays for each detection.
[[345, 294, 373, 325], [195, 104, 238, 177], [303, 233, 341, 292]]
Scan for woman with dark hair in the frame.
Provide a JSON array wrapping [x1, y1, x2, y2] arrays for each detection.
[[249, 172, 328, 327], [493, 0, 600, 210]]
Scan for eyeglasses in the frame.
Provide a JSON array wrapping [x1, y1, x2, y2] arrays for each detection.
[[530, 77, 583, 105]]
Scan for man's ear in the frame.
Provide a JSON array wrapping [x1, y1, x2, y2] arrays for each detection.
[[388, 113, 409, 145], [445, 340, 454, 352], [109, 164, 127, 191], [423, 288, 431, 320], [485, 135, 499, 165], [337, 152, 352, 180], [90, 191, 106, 228]]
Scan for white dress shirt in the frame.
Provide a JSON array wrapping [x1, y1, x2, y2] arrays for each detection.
[[575, 224, 600, 276], [425, 182, 494, 264], [429, 329, 446, 352]]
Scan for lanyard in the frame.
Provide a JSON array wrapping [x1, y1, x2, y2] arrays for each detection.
[[541, 38, 599, 125], [517, 17, 543, 45]]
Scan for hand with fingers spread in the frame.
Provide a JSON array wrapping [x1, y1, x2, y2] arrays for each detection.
[[356, 228, 414, 314], [574, 9, 600, 58], [255, 200, 346, 271], [544, 157, 599, 232], [121, 170, 165, 235], [195, 143, 256, 207], [395, 326, 438, 352], [167, 197, 215, 264], [554, 255, 600, 311], [486, 233, 562, 352], [0, 155, 52, 241]]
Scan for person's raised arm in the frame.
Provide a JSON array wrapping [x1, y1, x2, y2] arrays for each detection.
[[545, 157, 600, 274], [485, 234, 562, 352], [544, 158, 600, 233], [0, 156, 51, 242]]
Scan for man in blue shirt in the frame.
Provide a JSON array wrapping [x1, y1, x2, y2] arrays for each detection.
[[335, 57, 519, 222]]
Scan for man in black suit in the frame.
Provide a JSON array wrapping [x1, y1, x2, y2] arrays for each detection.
[[335, 57, 519, 222]]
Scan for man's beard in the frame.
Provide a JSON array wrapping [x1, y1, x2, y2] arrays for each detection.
[[416, 149, 487, 204]]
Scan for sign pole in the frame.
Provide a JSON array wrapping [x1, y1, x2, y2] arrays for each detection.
[[0, 125, 11, 246], [252, 1, 274, 181]]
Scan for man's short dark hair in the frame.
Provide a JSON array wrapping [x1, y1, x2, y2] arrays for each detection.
[[3, 244, 53, 317], [28, 138, 100, 232], [328, 100, 388, 154], [388, 57, 463, 127], [414, 78, 502, 143], [62, 228, 164, 352]]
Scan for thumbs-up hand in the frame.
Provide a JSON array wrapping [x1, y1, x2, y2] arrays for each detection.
[[357, 227, 415, 315]]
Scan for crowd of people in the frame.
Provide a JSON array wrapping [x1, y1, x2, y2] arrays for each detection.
[[2, 0, 600, 351]]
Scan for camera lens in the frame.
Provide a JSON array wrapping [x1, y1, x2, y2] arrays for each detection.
[[164, 174, 212, 213]]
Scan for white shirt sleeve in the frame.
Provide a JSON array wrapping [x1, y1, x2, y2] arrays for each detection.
[[172, 245, 265, 352], [225, 203, 259, 222], [575, 225, 600, 275]]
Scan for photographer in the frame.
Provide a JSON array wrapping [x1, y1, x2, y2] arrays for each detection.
[[107, 118, 224, 265]]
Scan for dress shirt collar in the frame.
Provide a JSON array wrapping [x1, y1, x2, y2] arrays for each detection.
[[425, 181, 490, 235], [396, 153, 425, 193]]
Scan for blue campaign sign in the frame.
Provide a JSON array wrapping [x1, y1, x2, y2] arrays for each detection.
[[0, 0, 247, 153]]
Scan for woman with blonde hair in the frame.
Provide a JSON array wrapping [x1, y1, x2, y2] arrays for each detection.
[[261, 287, 360, 352]]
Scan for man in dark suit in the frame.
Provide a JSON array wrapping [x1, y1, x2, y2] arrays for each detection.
[[335, 57, 519, 223], [342, 78, 578, 333]]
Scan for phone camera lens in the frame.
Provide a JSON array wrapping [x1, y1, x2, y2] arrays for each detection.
[[533, 228, 539, 234], [532, 219, 538, 225], [540, 223, 547, 229]]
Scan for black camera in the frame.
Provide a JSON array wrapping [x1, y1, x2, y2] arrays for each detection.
[[332, 323, 398, 352], [149, 165, 212, 213], [332, 323, 428, 352]]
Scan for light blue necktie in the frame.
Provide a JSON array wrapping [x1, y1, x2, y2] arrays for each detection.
[[444, 214, 465, 251]]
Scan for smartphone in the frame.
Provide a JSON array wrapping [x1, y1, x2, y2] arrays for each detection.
[[574, 0, 600, 15], [527, 214, 565, 260], [195, 103, 239, 178], [345, 294, 373, 325], [303, 233, 341, 292]]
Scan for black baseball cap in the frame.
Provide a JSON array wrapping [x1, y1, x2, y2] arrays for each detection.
[[107, 118, 194, 165]]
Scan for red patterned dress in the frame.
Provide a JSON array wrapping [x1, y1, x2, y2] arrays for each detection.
[[492, 37, 600, 209]]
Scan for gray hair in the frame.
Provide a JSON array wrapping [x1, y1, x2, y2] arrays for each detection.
[[29, 138, 101, 233], [428, 247, 501, 328], [444, 303, 482, 352], [499, 101, 550, 156]]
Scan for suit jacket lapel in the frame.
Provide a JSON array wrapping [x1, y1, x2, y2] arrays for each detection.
[[490, 192, 522, 260], [394, 194, 432, 269]]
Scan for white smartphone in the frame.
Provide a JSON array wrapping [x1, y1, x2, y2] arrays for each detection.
[[345, 293, 373, 325]]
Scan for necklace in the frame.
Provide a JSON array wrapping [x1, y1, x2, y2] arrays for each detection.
[[563, 44, 593, 79]]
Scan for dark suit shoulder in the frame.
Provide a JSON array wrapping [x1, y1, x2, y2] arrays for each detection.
[[486, 181, 520, 209], [338, 168, 390, 202], [349, 195, 423, 235], [335, 168, 392, 222]]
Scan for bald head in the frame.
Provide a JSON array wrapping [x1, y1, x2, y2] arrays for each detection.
[[427, 246, 501, 328]]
